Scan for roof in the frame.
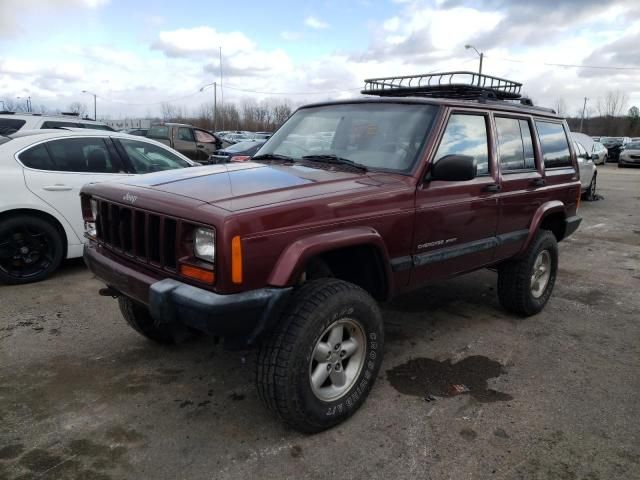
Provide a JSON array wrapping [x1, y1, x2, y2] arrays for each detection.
[[299, 96, 561, 119]]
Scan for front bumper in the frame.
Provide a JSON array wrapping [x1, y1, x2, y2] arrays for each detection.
[[84, 244, 292, 343], [619, 156, 640, 166]]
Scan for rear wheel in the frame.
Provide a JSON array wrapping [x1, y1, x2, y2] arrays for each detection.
[[256, 279, 384, 433], [583, 174, 597, 201], [497, 230, 558, 316], [0, 215, 64, 284]]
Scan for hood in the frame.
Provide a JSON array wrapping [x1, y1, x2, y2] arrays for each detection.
[[118, 162, 380, 211]]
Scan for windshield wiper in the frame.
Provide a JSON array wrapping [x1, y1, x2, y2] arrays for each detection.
[[301, 154, 367, 172], [252, 153, 295, 163]]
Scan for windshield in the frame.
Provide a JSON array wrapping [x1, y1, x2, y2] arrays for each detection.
[[601, 137, 623, 142], [256, 103, 438, 173], [626, 142, 640, 149]]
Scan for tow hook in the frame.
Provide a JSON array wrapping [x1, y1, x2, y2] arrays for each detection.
[[98, 287, 121, 298]]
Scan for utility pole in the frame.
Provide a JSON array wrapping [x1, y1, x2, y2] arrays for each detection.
[[219, 46, 224, 131], [580, 97, 588, 133], [465, 44, 484, 85], [213, 81, 217, 132]]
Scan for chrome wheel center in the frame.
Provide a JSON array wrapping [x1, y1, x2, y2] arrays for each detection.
[[530, 250, 551, 298], [309, 318, 366, 401]]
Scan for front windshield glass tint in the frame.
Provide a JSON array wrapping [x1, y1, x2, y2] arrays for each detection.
[[257, 103, 438, 173]]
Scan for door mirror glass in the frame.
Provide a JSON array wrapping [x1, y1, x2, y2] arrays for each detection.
[[591, 153, 599, 161], [430, 154, 477, 181]]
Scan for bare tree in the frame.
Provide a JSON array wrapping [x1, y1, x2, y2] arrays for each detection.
[[597, 90, 628, 117], [67, 102, 88, 117], [160, 102, 186, 122]]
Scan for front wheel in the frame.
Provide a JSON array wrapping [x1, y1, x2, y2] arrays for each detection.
[[497, 230, 558, 316], [583, 174, 597, 201], [0, 215, 64, 284], [256, 279, 384, 433]]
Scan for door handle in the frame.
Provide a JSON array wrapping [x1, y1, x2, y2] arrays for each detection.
[[530, 178, 546, 187], [196, 144, 204, 148], [43, 185, 73, 191], [482, 184, 501, 193]]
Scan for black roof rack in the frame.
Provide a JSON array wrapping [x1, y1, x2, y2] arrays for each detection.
[[362, 71, 522, 100]]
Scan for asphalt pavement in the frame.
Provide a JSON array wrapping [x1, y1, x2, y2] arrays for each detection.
[[1, 164, 639, 480]]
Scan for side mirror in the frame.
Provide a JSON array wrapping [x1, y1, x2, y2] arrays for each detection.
[[429, 154, 477, 181], [591, 153, 599, 161]]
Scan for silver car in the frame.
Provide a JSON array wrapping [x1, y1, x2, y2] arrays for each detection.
[[618, 140, 640, 168]]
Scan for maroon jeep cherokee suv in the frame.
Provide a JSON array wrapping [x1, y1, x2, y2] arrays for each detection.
[[81, 72, 581, 432]]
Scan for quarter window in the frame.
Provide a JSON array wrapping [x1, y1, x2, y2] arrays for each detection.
[[40, 121, 80, 129], [434, 114, 489, 175], [535, 121, 572, 168], [0, 118, 26, 134], [495, 117, 536, 171]]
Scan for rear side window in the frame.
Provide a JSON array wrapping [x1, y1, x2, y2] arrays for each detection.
[[80, 123, 115, 131], [495, 117, 536, 171], [194, 129, 216, 143], [20, 138, 123, 173], [117, 138, 190, 173], [147, 126, 169, 139], [434, 113, 489, 175], [535, 121, 572, 168], [0, 118, 26, 134]]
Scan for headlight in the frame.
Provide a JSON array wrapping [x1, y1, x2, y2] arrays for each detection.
[[194, 227, 215, 262], [90, 198, 98, 219]]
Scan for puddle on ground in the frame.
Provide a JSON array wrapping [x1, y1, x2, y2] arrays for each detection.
[[387, 355, 512, 402]]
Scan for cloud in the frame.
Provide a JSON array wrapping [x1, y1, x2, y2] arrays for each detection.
[[0, 0, 109, 37], [280, 31, 302, 41], [153, 27, 256, 58], [304, 16, 329, 30]]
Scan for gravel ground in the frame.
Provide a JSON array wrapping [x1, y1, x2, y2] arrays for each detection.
[[1, 164, 639, 480]]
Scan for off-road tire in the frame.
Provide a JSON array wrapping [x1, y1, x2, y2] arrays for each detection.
[[118, 296, 183, 344], [256, 278, 384, 433], [0, 215, 64, 285], [497, 230, 558, 316]]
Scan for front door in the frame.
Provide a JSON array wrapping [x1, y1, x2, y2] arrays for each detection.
[[412, 111, 500, 286], [21, 136, 131, 242], [172, 127, 198, 159]]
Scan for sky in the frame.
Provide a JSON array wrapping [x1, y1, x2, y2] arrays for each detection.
[[1, 0, 639, 120]]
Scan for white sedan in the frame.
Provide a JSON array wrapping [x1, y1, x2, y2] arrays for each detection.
[[0, 129, 197, 284]]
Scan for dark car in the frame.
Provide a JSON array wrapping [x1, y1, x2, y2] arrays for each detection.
[[600, 136, 630, 162], [209, 139, 266, 163], [81, 71, 581, 433]]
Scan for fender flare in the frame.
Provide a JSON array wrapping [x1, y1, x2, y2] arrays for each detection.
[[518, 200, 566, 255], [267, 226, 393, 296]]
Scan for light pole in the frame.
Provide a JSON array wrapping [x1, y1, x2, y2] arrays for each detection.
[[82, 90, 97, 120], [200, 82, 217, 131], [465, 44, 484, 84], [0, 100, 5, 110]]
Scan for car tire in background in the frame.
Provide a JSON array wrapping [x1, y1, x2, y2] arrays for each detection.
[[497, 230, 558, 317], [583, 174, 597, 201], [256, 278, 384, 433], [0, 215, 64, 285]]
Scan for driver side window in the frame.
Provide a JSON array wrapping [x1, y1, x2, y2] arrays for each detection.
[[433, 114, 489, 176]]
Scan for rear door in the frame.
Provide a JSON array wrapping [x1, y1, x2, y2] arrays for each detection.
[[412, 110, 500, 285], [172, 127, 198, 159], [20, 137, 131, 241], [492, 115, 548, 260]]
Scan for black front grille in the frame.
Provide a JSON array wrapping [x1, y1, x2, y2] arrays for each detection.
[[95, 200, 181, 271]]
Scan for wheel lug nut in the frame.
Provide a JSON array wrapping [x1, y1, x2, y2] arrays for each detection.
[[326, 364, 332, 371], [334, 343, 340, 350], [340, 350, 346, 357]]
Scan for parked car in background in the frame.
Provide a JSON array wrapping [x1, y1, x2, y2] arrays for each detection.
[[600, 136, 630, 162], [122, 128, 148, 136], [618, 140, 640, 168], [223, 132, 253, 144], [573, 139, 598, 200], [209, 139, 266, 163], [630, 137, 640, 142], [591, 141, 608, 165], [592, 136, 601, 142], [0, 129, 197, 284], [253, 132, 273, 140], [146, 123, 227, 162], [0, 112, 115, 134]]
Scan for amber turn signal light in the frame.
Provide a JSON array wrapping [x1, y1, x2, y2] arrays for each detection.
[[231, 235, 243, 284], [180, 264, 215, 284]]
